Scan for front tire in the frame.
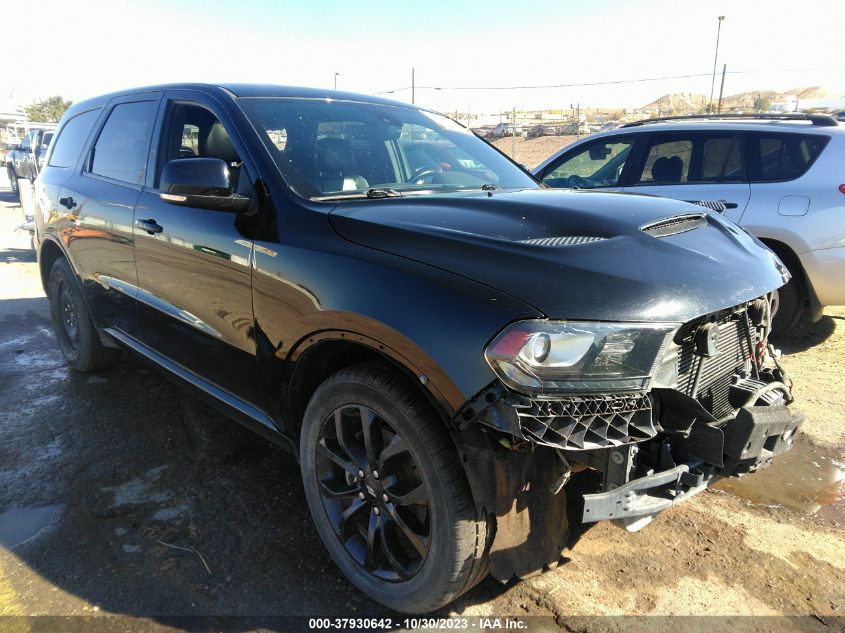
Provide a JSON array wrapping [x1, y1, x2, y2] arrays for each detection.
[[47, 257, 120, 372], [771, 270, 805, 337], [300, 362, 485, 613]]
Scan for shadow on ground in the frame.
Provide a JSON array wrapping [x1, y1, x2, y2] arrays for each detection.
[[774, 314, 837, 354], [1, 296, 570, 628], [1, 247, 36, 264], [0, 189, 20, 205]]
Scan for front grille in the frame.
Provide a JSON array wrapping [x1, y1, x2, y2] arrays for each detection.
[[676, 309, 753, 419], [510, 393, 655, 450]]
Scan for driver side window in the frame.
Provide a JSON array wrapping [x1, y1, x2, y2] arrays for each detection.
[[542, 140, 633, 189]]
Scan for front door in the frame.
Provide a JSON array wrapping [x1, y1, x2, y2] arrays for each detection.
[[132, 91, 257, 403], [622, 131, 750, 224]]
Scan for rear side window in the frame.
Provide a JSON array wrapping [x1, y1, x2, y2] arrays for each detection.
[[701, 136, 742, 181], [632, 133, 746, 185], [90, 101, 158, 185], [639, 139, 692, 183], [48, 109, 100, 168], [748, 133, 829, 182]]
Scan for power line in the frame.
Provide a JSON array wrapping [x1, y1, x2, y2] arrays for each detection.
[[373, 65, 845, 95]]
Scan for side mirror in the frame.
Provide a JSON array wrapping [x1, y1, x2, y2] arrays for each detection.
[[159, 158, 251, 213], [588, 145, 611, 160]]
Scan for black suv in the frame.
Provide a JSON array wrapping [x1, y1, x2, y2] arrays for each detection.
[[34, 84, 803, 613]]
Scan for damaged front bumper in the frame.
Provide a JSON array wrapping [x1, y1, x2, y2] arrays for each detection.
[[582, 403, 803, 526]]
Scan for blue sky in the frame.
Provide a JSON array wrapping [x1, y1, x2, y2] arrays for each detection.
[[7, 0, 842, 113]]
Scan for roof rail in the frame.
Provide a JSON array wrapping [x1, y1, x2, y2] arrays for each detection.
[[621, 113, 839, 128]]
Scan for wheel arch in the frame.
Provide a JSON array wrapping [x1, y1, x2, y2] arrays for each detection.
[[38, 235, 71, 294], [282, 329, 466, 443], [757, 237, 817, 319], [38, 235, 117, 343]]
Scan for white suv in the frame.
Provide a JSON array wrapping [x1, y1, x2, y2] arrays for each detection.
[[533, 113, 845, 333]]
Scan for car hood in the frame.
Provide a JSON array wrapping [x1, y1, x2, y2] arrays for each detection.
[[328, 188, 788, 323]]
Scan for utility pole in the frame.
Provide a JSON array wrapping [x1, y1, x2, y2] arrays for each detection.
[[717, 64, 727, 114], [411, 68, 415, 104], [576, 102, 581, 139], [511, 106, 517, 159], [708, 16, 725, 114], [334, 72, 339, 91]]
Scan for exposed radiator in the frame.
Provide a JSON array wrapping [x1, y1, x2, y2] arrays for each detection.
[[676, 311, 753, 419]]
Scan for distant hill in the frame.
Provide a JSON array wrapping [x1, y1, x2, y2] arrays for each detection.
[[640, 86, 842, 113]]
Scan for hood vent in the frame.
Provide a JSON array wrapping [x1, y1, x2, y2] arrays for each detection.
[[641, 213, 707, 238], [519, 235, 606, 247]]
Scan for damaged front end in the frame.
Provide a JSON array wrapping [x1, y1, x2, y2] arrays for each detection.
[[457, 295, 803, 579]]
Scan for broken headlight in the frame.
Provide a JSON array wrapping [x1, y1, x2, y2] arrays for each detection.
[[485, 321, 677, 396]]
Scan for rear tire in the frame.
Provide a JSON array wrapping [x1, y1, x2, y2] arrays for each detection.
[[7, 167, 19, 198], [300, 362, 486, 613], [47, 257, 120, 372]]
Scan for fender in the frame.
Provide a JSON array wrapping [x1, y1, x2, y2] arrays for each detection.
[[282, 312, 468, 420]]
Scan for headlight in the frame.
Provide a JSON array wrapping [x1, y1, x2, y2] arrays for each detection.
[[485, 320, 677, 396]]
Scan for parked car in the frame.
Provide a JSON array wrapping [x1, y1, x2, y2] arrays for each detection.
[[470, 127, 492, 139], [489, 122, 522, 138], [534, 113, 845, 333], [35, 85, 801, 613], [527, 124, 559, 138], [1, 142, 14, 166], [6, 128, 53, 195]]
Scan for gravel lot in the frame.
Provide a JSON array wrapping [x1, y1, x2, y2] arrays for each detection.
[[0, 174, 842, 632]]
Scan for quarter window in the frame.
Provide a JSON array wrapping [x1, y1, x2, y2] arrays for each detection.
[[48, 109, 100, 168], [748, 133, 828, 182], [90, 101, 157, 185]]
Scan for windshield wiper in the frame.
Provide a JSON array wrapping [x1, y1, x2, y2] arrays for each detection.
[[366, 188, 402, 198], [310, 188, 403, 202], [480, 184, 500, 191]]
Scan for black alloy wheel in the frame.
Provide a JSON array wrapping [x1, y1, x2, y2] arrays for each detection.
[[300, 362, 487, 613], [315, 404, 431, 581]]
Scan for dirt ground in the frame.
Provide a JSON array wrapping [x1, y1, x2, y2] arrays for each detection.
[[0, 173, 842, 632], [491, 136, 578, 170]]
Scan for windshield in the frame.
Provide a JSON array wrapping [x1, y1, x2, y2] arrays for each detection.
[[238, 97, 538, 200]]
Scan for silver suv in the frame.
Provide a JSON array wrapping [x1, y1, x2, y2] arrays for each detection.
[[533, 113, 845, 333]]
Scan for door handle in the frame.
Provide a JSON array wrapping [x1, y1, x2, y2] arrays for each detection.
[[135, 218, 163, 235], [58, 196, 77, 209]]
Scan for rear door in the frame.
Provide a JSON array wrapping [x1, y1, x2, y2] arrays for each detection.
[[741, 131, 830, 229], [56, 94, 161, 332], [34, 108, 102, 243], [621, 131, 750, 223], [131, 90, 258, 403]]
